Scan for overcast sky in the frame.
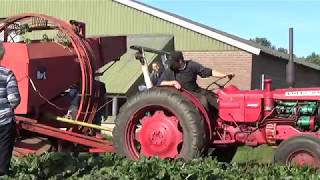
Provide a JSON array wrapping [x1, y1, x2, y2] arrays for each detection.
[[141, 0, 320, 57]]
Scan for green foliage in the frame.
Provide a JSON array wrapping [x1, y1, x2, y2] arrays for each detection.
[[277, 47, 288, 54], [250, 37, 320, 66], [2, 153, 320, 180], [305, 52, 320, 65], [16, 24, 31, 35], [250, 37, 273, 49], [250, 37, 290, 55], [54, 32, 72, 47], [41, 34, 52, 43]]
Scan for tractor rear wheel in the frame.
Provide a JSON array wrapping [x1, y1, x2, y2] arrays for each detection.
[[112, 87, 207, 160], [274, 135, 320, 167]]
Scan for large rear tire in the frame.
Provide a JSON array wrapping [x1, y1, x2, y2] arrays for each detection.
[[274, 135, 320, 167], [112, 87, 207, 160]]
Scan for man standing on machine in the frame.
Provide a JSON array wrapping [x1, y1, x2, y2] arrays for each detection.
[[0, 42, 21, 176], [158, 51, 233, 112]]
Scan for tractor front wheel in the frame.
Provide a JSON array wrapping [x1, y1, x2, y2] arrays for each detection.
[[112, 87, 207, 160], [274, 135, 320, 167]]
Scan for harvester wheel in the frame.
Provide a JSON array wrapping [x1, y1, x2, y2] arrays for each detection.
[[113, 87, 207, 160], [274, 135, 320, 167]]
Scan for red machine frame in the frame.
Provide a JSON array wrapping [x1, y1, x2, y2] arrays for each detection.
[[0, 13, 126, 156]]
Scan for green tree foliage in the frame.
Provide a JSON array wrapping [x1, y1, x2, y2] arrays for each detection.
[[250, 37, 273, 49], [277, 47, 288, 54], [250, 37, 320, 65], [250, 37, 288, 53], [305, 52, 320, 65]]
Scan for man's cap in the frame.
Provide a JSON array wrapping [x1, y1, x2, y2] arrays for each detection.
[[166, 51, 183, 67]]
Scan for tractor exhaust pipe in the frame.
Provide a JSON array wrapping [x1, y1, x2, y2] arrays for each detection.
[[286, 28, 295, 88]]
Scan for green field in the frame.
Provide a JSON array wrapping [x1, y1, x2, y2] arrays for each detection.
[[4, 137, 317, 179], [232, 145, 275, 163], [4, 151, 320, 180]]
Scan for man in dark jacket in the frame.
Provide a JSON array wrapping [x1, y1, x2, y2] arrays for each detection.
[[0, 42, 21, 176], [158, 51, 233, 111]]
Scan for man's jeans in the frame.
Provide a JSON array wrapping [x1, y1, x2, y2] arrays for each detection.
[[0, 121, 16, 175]]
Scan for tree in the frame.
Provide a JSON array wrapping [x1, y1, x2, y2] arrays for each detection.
[[305, 52, 320, 65], [250, 37, 288, 53], [250, 37, 272, 48], [250, 37, 320, 64], [277, 47, 288, 54]]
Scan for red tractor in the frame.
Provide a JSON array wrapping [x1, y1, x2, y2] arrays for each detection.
[[113, 45, 320, 167]]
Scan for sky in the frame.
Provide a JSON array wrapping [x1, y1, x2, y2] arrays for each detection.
[[141, 0, 320, 57]]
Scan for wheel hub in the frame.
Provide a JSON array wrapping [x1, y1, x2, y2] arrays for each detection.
[[289, 150, 319, 167], [138, 111, 182, 158], [151, 128, 166, 145]]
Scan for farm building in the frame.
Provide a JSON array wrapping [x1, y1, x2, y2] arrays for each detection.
[[1, 0, 320, 115]]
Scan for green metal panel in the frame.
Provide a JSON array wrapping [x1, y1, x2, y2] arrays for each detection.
[[0, 0, 238, 51], [99, 34, 174, 94]]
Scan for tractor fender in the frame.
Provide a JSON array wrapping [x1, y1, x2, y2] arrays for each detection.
[[179, 88, 213, 140]]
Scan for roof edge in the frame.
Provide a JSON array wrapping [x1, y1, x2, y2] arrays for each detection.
[[113, 0, 261, 55]]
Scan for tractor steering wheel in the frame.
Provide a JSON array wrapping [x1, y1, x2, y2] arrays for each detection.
[[206, 74, 235, 91]]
